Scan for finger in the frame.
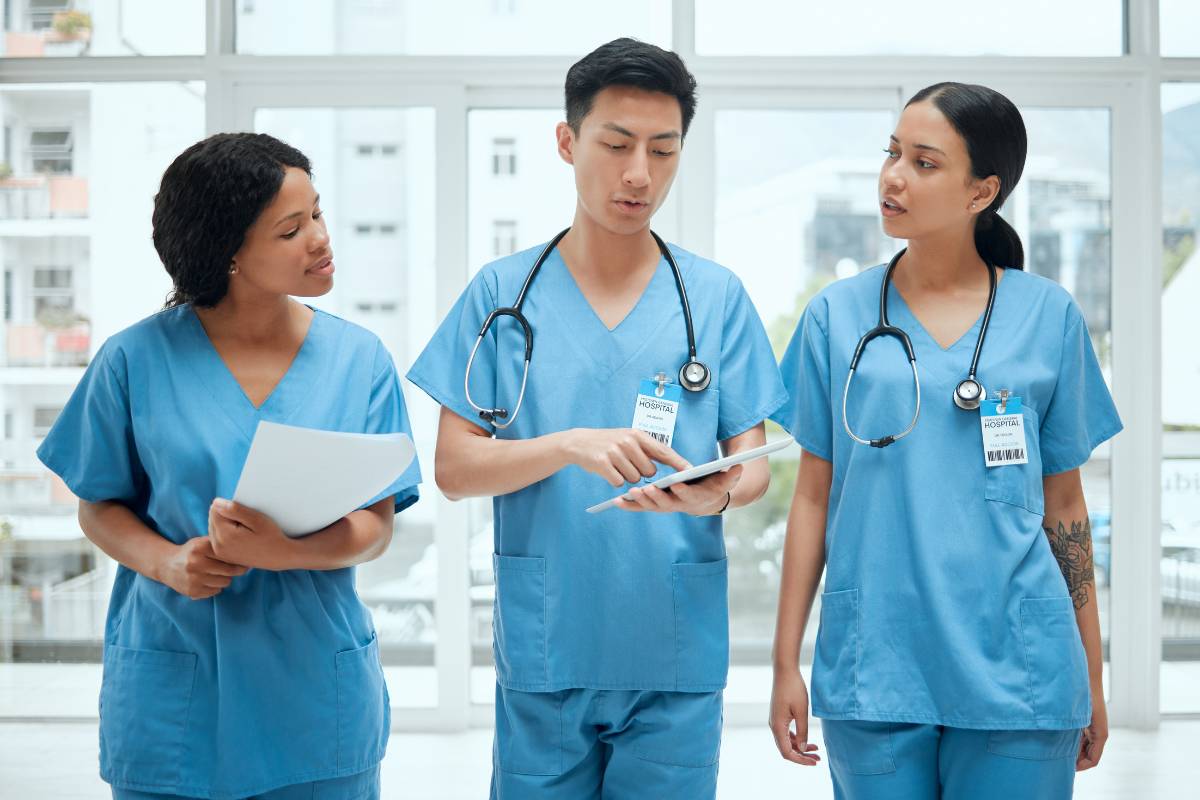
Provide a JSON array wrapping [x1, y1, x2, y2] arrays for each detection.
[[641, 485, 683, 513], [791, 714, 820, 764], [189, 587, 221, 600], [601, 465, 626, 488], [621, 439, 659, 479], [1080, 735, 1104, 770], [211, 498, 264, 529], [201, 556, 248, 577], [614, 494, 646, 513], [200, 574, 233, 590], [1075, 735, 1097, 771], [665, 481, 726, 515], [769, 718, 820, 766], [664, 481, 716, 507], [689, 464, 742, 493], [769, 716, 796, 759], [638, 433, 690, 472], [609, 452, 643, 485], [621, 488, 658, 512]]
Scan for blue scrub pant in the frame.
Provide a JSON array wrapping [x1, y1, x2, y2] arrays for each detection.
[[490, 684, 722, 799], [110, 765, 380, 800], [822, 720, 1080, 800]]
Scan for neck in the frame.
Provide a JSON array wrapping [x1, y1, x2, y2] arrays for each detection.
[[558, 207, 661, 283], [195, 286, 298, 343], [898, 226, 989, 291]]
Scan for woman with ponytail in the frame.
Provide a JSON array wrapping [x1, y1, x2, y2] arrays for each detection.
[[767, 83, 1121, 799]]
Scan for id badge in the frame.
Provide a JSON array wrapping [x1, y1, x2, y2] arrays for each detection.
[[980, 394, 1029, 467], [632, 378, 681, 447]]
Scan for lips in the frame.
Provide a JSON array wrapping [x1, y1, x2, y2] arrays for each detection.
[[307, 255, 334, 276], [614, 199, 649, 214], [880, 198, 907, 217]]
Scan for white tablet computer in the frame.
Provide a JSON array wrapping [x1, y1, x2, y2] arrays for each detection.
[[585, 438, 794, 514]]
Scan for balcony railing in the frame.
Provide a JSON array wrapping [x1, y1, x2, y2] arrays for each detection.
[[0, 176, 89, 219], [3, 26, 91, 58], [5, 322, 90, 367]]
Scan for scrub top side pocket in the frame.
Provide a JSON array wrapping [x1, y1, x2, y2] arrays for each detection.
[[335, 632, 390, 774], [812, 588, 859, 716], [671, 559, 730, 689], [1019, 597, 1091, 726], [983, 404, 1045, 516], [99, 645, 197, 789], [493, 555, 548, 690]]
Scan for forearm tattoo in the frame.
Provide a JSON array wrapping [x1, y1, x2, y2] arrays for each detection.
[[1042, 518, 1095, 610]]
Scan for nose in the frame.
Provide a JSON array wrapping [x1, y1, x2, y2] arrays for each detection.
[[622, 149, 651, 189], [880, 158, 905, 193], [309, 218, 331, 251]]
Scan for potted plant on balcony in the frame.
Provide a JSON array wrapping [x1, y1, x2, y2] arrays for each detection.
[[45, 10, 92, 56], [51, 10, 92, 39], [35, 306, 91, 367]]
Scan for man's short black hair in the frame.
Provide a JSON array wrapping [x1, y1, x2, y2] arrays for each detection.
[[565, 38, 698, 137]]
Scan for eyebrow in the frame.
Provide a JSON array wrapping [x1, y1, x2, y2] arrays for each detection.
[[890, 135, 946, 155], [602, 122, 681, 142], [273, 194, 320, 227]]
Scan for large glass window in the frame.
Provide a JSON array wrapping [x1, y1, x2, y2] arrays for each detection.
[[696, 0, 1123, 57], [236, 0, 671, 56], [1161, 82, 1200, 713], [0, 0, 204, 57], [0, 83, 203, 713], [1161, 0, 1200, 58]]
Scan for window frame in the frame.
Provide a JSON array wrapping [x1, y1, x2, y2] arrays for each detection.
[[0, 0, 1187, 732]]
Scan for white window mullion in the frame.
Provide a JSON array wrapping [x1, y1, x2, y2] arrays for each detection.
[[433, 84, 472, 732], [1108, 76, 1164, 731]]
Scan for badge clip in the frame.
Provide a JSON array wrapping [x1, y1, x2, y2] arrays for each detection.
[[653, 371, 668, 398], [997, 388, 1010, 415]]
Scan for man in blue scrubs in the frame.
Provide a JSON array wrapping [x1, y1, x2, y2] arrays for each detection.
[[407, 39, 786, 798]]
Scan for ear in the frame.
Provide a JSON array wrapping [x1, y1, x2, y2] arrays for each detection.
[[556, 121, 576, 165], [970, 175, 1001, 214]]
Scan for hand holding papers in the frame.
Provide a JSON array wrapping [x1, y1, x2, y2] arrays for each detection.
[[232, 421, 416, 537]]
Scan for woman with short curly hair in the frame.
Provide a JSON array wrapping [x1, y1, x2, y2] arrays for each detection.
[[37, 132, 419, 800]]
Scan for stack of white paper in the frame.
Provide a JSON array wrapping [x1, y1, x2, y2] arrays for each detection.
[[233, 421, 416, 538]]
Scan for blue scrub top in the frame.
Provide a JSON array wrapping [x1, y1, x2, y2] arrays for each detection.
[[407, 242, 786, 693], [772, 265, 1122, 731], [37, 305, 421, 799]]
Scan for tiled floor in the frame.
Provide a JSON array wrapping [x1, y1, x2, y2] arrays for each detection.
[[1, 719, 1197, 799]]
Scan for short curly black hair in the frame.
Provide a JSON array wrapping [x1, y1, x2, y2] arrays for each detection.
[[153, 132, 312, 308], [565, 38, 698, 138]]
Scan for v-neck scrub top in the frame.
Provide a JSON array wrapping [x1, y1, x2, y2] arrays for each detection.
[[407, 242, 787, 693], [37, 305, 421, 799], [772, 265, 1122, 731]]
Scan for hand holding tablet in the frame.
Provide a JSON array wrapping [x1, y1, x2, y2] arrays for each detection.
[[586, 438, 794, 513]]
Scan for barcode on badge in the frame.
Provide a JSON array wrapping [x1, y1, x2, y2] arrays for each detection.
[[648, 432, 669, 444], [986, 447, 1026, 464]]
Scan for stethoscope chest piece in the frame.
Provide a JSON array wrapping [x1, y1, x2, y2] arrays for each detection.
[[953, 378, 986, 411], [679, 360, 710, 392]]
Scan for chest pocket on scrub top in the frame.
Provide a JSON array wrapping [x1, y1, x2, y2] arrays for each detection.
[[982, 403, 1044, 516], [667, 387, 720, 468]]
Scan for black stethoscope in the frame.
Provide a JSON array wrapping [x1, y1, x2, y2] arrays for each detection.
[[464, 228, 711, 429], [842, 248, 998, 448]]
